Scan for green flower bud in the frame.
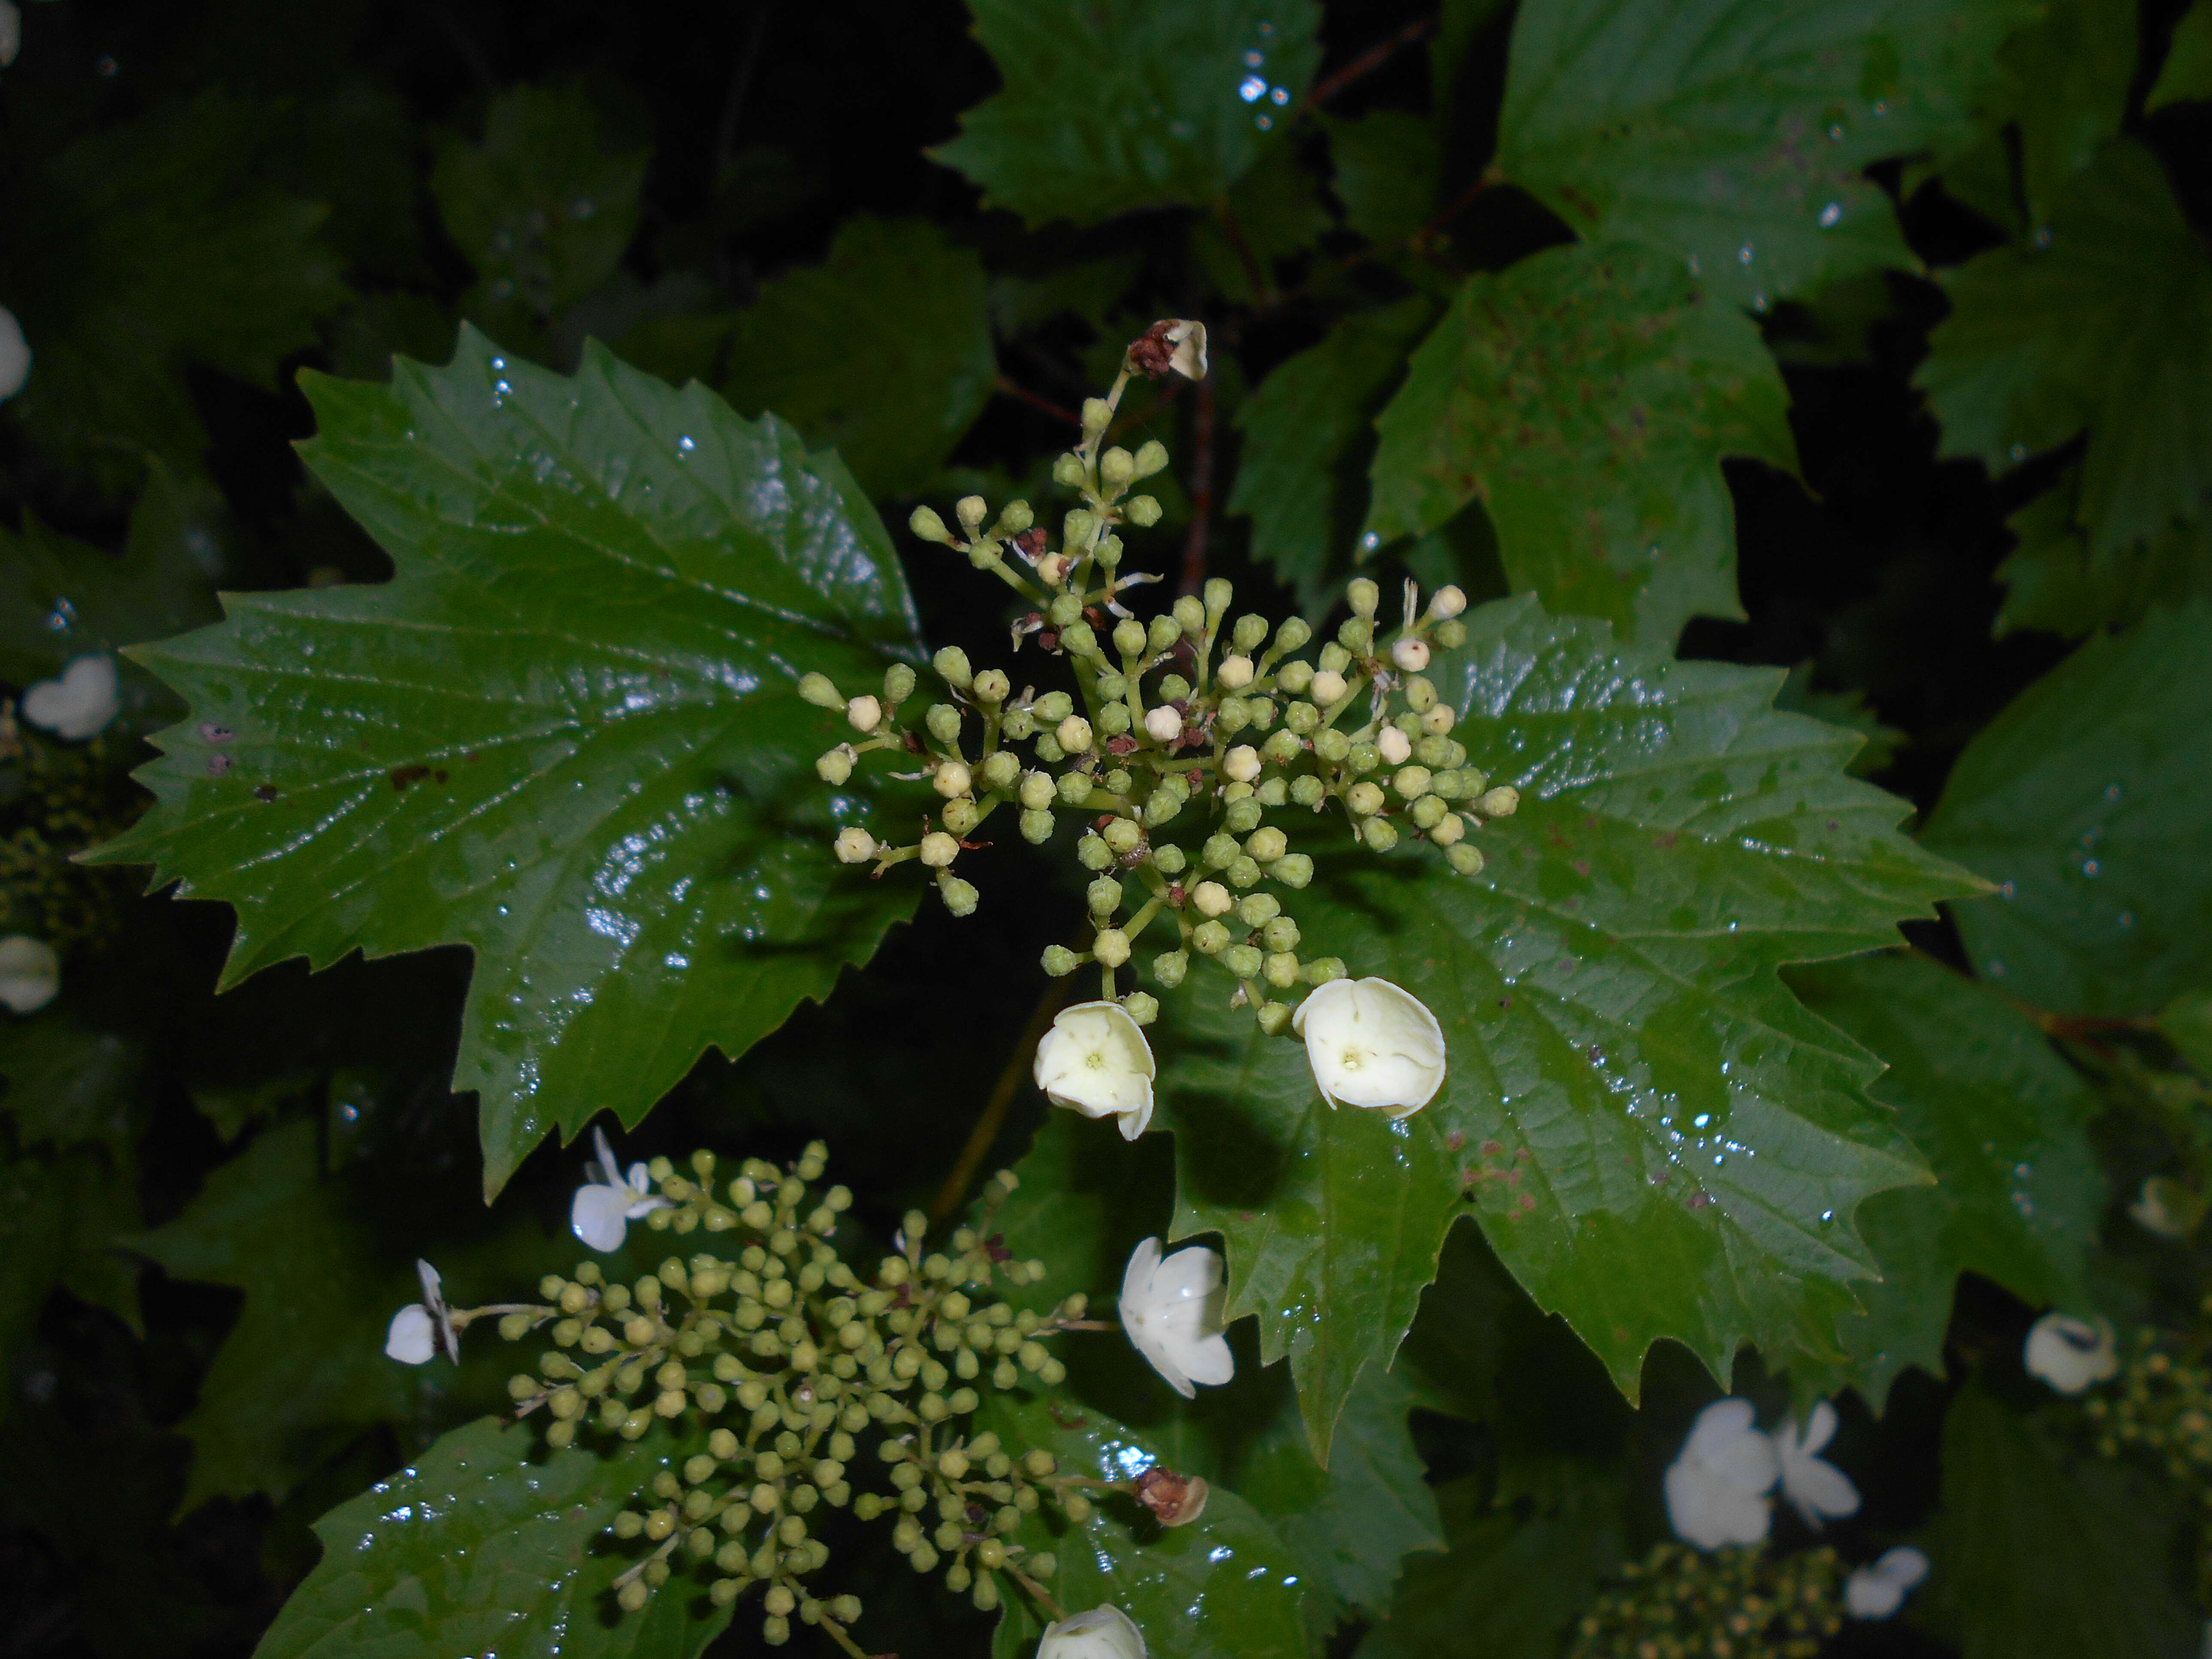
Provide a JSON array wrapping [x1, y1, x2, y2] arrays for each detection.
[[1203, 833, 1239, 869], [1276, 657, 1314, 695], [1092, 929, 1131, 967], [1146, 614, 1181, 654], [1255, 1000, 1293, 1036], [1243, 696, 1276, 730], [1347, 781, 1386, 816], [1087, 876, 1123, 916], [1064, 508, 1097, 548], [1144, 789, 1182, 829], [1414, 733, 1452, 769], [968, 669, 1009, 707], [884, 662, 918, 705], [1347, 741, 1381, 775], [799, 672, 844, 709], [1020, 808, 1055, 843], [957, 495, 989, 534], [1446, 842, 1485, 875], [1112, 618, 1146, 658], [978, 750, 1020, 792], [1123, 991, 1160, 1025], [1042, 945, 1079, 977], [1216, 699, 1252, 735], [1134, 439, 1170, 478], [1224, 944, 1264, 979], [1094, 670, 1128, 701], [1237, 892, 1281, 927], [1290, 774, 1325, 807], [1103, 818, 1144, 857], [1263, 729, 1304, 766], [1059, 771, 1094, 807], [1410, 794, 1449, 829], [1480, 785, 1521, 818], [1153, 951, 1189, 988], [997, 499, 1034, 534], [1283, 700, 1320, 736], [1124, 494, 1162, 527], [1060, 620, 1099, 658], [1264, 951, 1300, 988], [1104, 768, 1134, 796], [1363, 817, 1401, 852], [1246, 826, 1288, 862], [1317, 642, 1352, 675], [1434, 618, 1468, 649], [1192, 920, 1231, 955], [925, 703, 961, 742], [1224, 796, 1263, 834], [1152, 843, 1187, 875], [1225, 854, 1261, 888], [909, 505, 951, 544], [1033, 691, 1073, 724], [815, 747, 854, 785], [1078, 832, 1117, 870], [941, 797, 981, 836], [1096, 701, 1130, 736], [1347, 577, 1379, 618], [938, 874, 979, 916], [1262, 916, 1301, 954], [1394, 765, 1434, 799], [1100, 447, 1136, 487], [1052, 452, 1086, 488], [1017, 770, 1056, 810], [933, 647, 973, 690], [1403, 673, 1437, 712]]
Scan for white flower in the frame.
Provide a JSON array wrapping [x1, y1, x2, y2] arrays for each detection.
[[2023, 1311, 2119, 1394], [1844, 1546, 1930, 1620], [1293, 977, 1446, 1116], [2131, 1174, 2202, 1238], [21, 653, 119, 741], [1163, 320, 1206, 381], [384, 1258, 458, 1364], [1037, 1604, 1147, 1659], [1391, 638, 1430, 672], [1033, 1000, 1155, 1139], [570, 1124, 670, 1252], [1664, 1398, 1779, 1550], [0, 935, 59, 1015], [0, 304, 27, 400], [1143, 705, 1181, 744], [1119, 1237, 1232, 1398], [1772, 1400, 1860, 1526]]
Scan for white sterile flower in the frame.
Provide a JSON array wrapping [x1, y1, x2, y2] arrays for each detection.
[[1119, 1237, 1231, 1398], [0, 304, 27, 401], [1033, 1000, 1155, 1139], [0, 934, 60, 1014], [1164, 320, 1207, 381], [2023, 1311, 2120, 1394], [1772, 1399, 1860, 1526], [1377, 725, 1412, 765], [384, 1258, 458, 1364], [1037, 1604, 1147, 1659], [570, 1124, 670, 1252], [1664, 1398, 1779, 1550], [21, 653, 119, 741], [1143, 705, 1181, 744], [1844, 1546, 1930, 1620], [1293, 977, 1446, 1116]]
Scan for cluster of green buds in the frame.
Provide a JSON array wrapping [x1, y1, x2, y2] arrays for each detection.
[[797, 319, 1519, 1030], [488, 1150, 1137, 1656], [2081, 1310, 2212, 1602], [0, 723, 137, 951], [1570, 1543, 1845, 1659]]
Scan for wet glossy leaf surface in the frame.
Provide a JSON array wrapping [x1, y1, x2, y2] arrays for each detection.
[[1917, 141, 2212, 560], [1161, 595, 1975, 1443], [93, 330, 924, 1191], [1923, 600, 2212, 1017], [982, 1391, 1309, 1659], [1365, 242, 1794, 644], [1496, 0, 2034, 310], [1786, 954, 2103, 1406], [255, 1416, 727, 1659], [933, 0, 1321, 228], [723, 216, 995, 498]]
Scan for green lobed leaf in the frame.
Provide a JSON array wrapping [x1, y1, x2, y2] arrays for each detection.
[[1994, 466, 2212, 639], [0, 92, 350, 485], [1784, 953, 2104, 1407], [722, 216, 995, 499], [1322, 112, 1440, 247], [981, 1391, 1310, 1659], [1358, 1465, 1626, 1659], [128, 1117, 559, 1507], [88, 328, 924, 1191], [1923, 600, 2212, 1018], [254, 1415, 729, 1659], [1191, 146, 1333, 307], [1365, 240, 1795, 646], [2149, 0, 2212, 110], [1159, 592, 1977, 1449], [1771, 662, 1904, 778], [1495, 0, 2037, 310], [0, 1143, 141, 1380], [1228, 297, 1438, 617], [1916, 141, 2212, 560], [933, 0, 1321, 229], [1916, 1385, 2197, 1659], [431, 84, 650, 346]]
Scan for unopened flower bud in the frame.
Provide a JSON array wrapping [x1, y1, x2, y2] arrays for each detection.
[[1192, 881, 1233, 917], [1224, 798, 1264, 834], [1143, 705, 1182, 744], [1153, 951, 1188, 988], [1347, 577, 1379, 618], [1434, 619, 1468, 648], [1223, 744, 1262, 783], [1216, 654, 1255, 690], [942, 797, 981, 835], [1146, 616, 1181, 656], [1019, 771, 1056, 810], [1347, 781, 1385, 816], [1479, 785, 1521, 818], [884, 662, 917, 704], [1225, 854, 1261, 887], [1429, 811, 1466, 844], [834, 827, 876, 864], [1088, 876, 1123, 916], [1363, 817, 1401, 851], [934, 761, 972, 799], [1101, 819, 1142, 857], [927, 703, 962, 741], [1021, 807, 1055, 842], [1112, 618, 1146, 657], [1224, 944, 1264, 979], [1191, 920, 1231, 954], [954, 495, 988, 534], [920, 832, 959, 867], [1274, 853, 1314, 887], [910, 505, 951, 544], [1340, 617, 1373, 652], [799, 673, 844, 709], [1123, 991, 1160, 1025], [1132, 438, 1170, 479], [1052, 453, 1086, 488], [1410, 794, 1449, 830], [1393, 766, 1432, 800], [1246, 827, 1287, 862], [979, 750, 1020, 790], [1422, 703, 1455, 735], [1042, 945, 1079, 977], [1081, 397, 1112, 434], [1308, 669, 1347, 706], [998, 498, 1034, 534], [817, 746, 855, 784], [1057, 715, 1094, 753], [1064, 509, 1097, 551], [1378, 726, 1413, 765], [1100, 447, 1136, 487], [1391, 637, 1431, 672], [1429, 585, 1467, 620], [939, 874, 979, 916], [933, 646, 973, 690], [1446, 842, 1484, 875], [1124, 495, 1162, 527], [1093, 929, 1131, 967]]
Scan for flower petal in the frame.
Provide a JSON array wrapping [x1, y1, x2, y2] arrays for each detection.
[[572, 1182, 632, 1252], [384, 1304, 436, 1364]]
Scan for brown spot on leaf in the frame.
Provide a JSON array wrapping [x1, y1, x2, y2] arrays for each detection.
[[389, 764, 431, 792]]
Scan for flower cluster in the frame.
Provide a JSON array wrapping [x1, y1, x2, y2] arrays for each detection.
[[796, 320, 1517, 1049], [1569, 1542, 1847, 1659], [2066, 1304, 2212, 1603], [383, 1142, 1221, 1656]]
